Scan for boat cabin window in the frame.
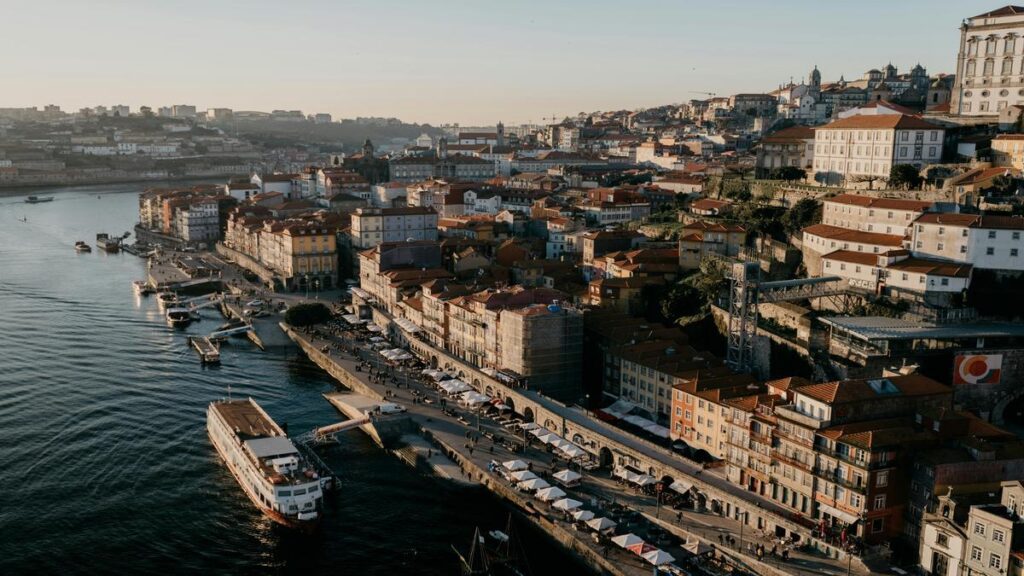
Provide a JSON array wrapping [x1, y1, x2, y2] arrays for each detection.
[[278, 490, 291, 497], [294, 488, 307, 496]]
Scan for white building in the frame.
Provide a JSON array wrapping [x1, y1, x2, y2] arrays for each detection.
[[912, 213, 1024, 271], [801, 223, 907, 276], [174, 197, 221, 243], [951, 6, 1024, 116], [812, 114, 944, 185], [821, 249, 972, 298], [349, 206, 439, 249], [822, 194, 937, 237]]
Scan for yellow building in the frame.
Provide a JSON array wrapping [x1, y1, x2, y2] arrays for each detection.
[[992, 134, 1024, 170]]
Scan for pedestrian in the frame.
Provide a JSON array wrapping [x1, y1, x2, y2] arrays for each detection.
[[676, 510, 682, 524], [718, 534, 723, 545]]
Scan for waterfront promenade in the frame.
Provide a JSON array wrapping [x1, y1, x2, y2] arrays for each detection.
[[285, 324, 874, 576]]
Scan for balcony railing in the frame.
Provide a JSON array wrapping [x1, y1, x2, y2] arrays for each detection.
[[815, 444, 891, 470], [774, 451, 814, 472]]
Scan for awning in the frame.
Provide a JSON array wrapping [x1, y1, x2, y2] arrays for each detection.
[[669, 480, 693, 494], [818, 503, 859, 525], [394, 317, 420, 333], [502, 459, 527, 471], [553, 469, 581, 483], [571, 509, 595, 522]]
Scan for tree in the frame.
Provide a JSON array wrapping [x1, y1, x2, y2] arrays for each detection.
[[770, 166, 806, 182], [990, 174, 1016, 196], [784, 198, 821, 235], [284, 303, 332, 327], [851, 174, 886, 191], [889, 164, 923, 190]]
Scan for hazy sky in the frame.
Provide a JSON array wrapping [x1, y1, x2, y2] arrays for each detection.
[[0, 0, 998, 125]]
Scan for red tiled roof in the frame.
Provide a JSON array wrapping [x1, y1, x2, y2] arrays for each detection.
[[760, 125, 815, 144], [915, 212, 1024, 230], [822, 249, 880, 266], [802, 223, 905, 246], [827, 193, 933, 212], [817, 114, 941, 131]]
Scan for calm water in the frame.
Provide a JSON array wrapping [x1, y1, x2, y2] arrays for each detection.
[[0, 184, 579, 575]]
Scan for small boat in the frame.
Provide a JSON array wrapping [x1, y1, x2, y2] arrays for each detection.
[[25, 196, 54, 204], [453, 516, 530, 576], [96, 233, 121, 253], [133, 280, 154, 296], [165, 307, 192, 327], [156, 292, 179, 310], [75, 241, 92, 253]]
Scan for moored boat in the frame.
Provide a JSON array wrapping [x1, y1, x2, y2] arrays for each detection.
[[96, 233, 121, 253], [132, 280, 154, 296], [75, 241, 92, 253], [165, 307, 192, 327], [156, 291, 179, 310], [207, 398, 325, 529], [25, 196, 54, 204]]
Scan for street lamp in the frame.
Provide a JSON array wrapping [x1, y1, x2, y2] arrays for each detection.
[[304, 273, 309, 299], [314, 278, 320, 300], [739, 509, 749, 553]]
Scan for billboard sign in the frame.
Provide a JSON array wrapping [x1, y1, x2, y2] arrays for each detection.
[[953, 354, 1003, 385]]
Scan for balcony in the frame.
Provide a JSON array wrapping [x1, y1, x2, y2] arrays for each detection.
[[815, 444, 891, 470], [815, 469, 868, 494], [774, 451, 814, 472]]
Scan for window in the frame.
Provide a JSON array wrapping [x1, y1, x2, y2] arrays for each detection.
[[987, 247, 995, 256], [989, 552, 1002, 569], [1014, 231, 1021, 240], [941, 278, 949, 286], [936, 533, 949, 548], [971, 546, 983, 562], [974, 521, 987, 536], [993, 528, 1006, 543], [871, 518, 884, 534], [961, 245, 968, 253], [874, 494, 887, 510], [989, 230, 997, 239], [876, 471, 889, 487], [937, 243, 944, 251], [1012, 249, 1019, 257]]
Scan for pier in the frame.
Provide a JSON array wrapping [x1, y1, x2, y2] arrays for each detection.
[[188, 336, 220, 364]]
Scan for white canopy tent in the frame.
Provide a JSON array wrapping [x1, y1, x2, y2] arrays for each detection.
[[560, 445, 588, 459], [552, 469, 581, 483], [552, 498, 583, 511], [518, 478, 550, 491], [518, 422, 540, 431], [571, 509, 595, 522], [642, 549, 676, 566], [534, 486, 566, 502], [669, 480, 693, 494], [365, 324, 382, 333], [502, 460, 528, 472], [611, 534, 644, 548], [586, 517, 617, 532], [509, 470, 538, 482]]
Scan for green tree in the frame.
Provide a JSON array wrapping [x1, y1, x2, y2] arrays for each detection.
[[770, 166, 805, 182], [889, 164, 923, 190], [285, 303, 332, 326], [784, 198, 821, 235]]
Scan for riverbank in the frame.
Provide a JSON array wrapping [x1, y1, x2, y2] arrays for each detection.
[[0, 176, 224, 197]]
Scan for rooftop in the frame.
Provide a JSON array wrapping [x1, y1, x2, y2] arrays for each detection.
[[820, 316, 1024, 341]]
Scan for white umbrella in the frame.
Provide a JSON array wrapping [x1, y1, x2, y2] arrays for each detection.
[[553, 469, 582, 483], [633, 474, 656, 487], [509, 470, 538, 482], [571, 509, 595, 522], [560, 445, 588, 459], [502, 459, 528, 471], [642, 549, 676, 566], [611, 533, 644, 548], [586, 517, 617, 531], [536, 432, 558, 444], [534, 486, 566, 501], [552, 498, 582, 511], [519, 422, 540, 431], [550, 438, 573, 450], [529, 428, 548, 438], [518, 478, 550, 491]]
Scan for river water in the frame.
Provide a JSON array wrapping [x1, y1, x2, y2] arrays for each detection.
[[0, 183, 580, 575]]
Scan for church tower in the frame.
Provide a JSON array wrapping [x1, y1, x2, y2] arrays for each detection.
[[361, 138, 374, 159], [809, 65, 821, 89], [496, 121, 505, 147]]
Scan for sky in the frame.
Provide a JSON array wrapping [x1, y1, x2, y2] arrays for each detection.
[[0, 0, 1001, 125]]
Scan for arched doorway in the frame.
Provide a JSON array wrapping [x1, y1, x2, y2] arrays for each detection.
[[997, 390, 1024, 427], [505, 397, 516, 414], [572, 433, 585, 446], [485, 386, 493, 396], [599, 447, 613, 468], [544, 418, 556, 431], [523, 407, 535, 423], [660, 475, 675, 488], [430, 355, 438, 369], [473, 378, 480, 387]]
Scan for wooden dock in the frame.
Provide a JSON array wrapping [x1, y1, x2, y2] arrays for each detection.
[[188, 336, 220, 364]]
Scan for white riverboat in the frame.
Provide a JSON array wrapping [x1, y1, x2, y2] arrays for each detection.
[[207, 398, 324, 530]]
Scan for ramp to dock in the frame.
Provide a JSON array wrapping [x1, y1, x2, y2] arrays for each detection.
[[323, 391, 414, 448]]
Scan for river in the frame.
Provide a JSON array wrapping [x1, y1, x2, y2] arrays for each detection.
[[0, 183, 581, 575]]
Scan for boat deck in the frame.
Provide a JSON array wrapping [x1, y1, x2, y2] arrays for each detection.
[[212, 400, 279, 442]]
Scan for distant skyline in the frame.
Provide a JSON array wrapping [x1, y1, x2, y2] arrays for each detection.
[[0, 1, 998, 125]]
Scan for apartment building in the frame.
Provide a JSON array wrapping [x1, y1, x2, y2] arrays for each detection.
[[821, 250, 972, 304], [912, 213, 1024, 271], [961, 482, 1024, 576], [812, 114, 944, 185], [678, 221, 745, 270], [801, 223, 906, 276], [615, 341, 723, 424], [174, 196, 221, 243], [822, 194, 936, 237], [992, 134, 1024, 169], [755, 125, 815, 178], [349, 206, 439, 249]]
